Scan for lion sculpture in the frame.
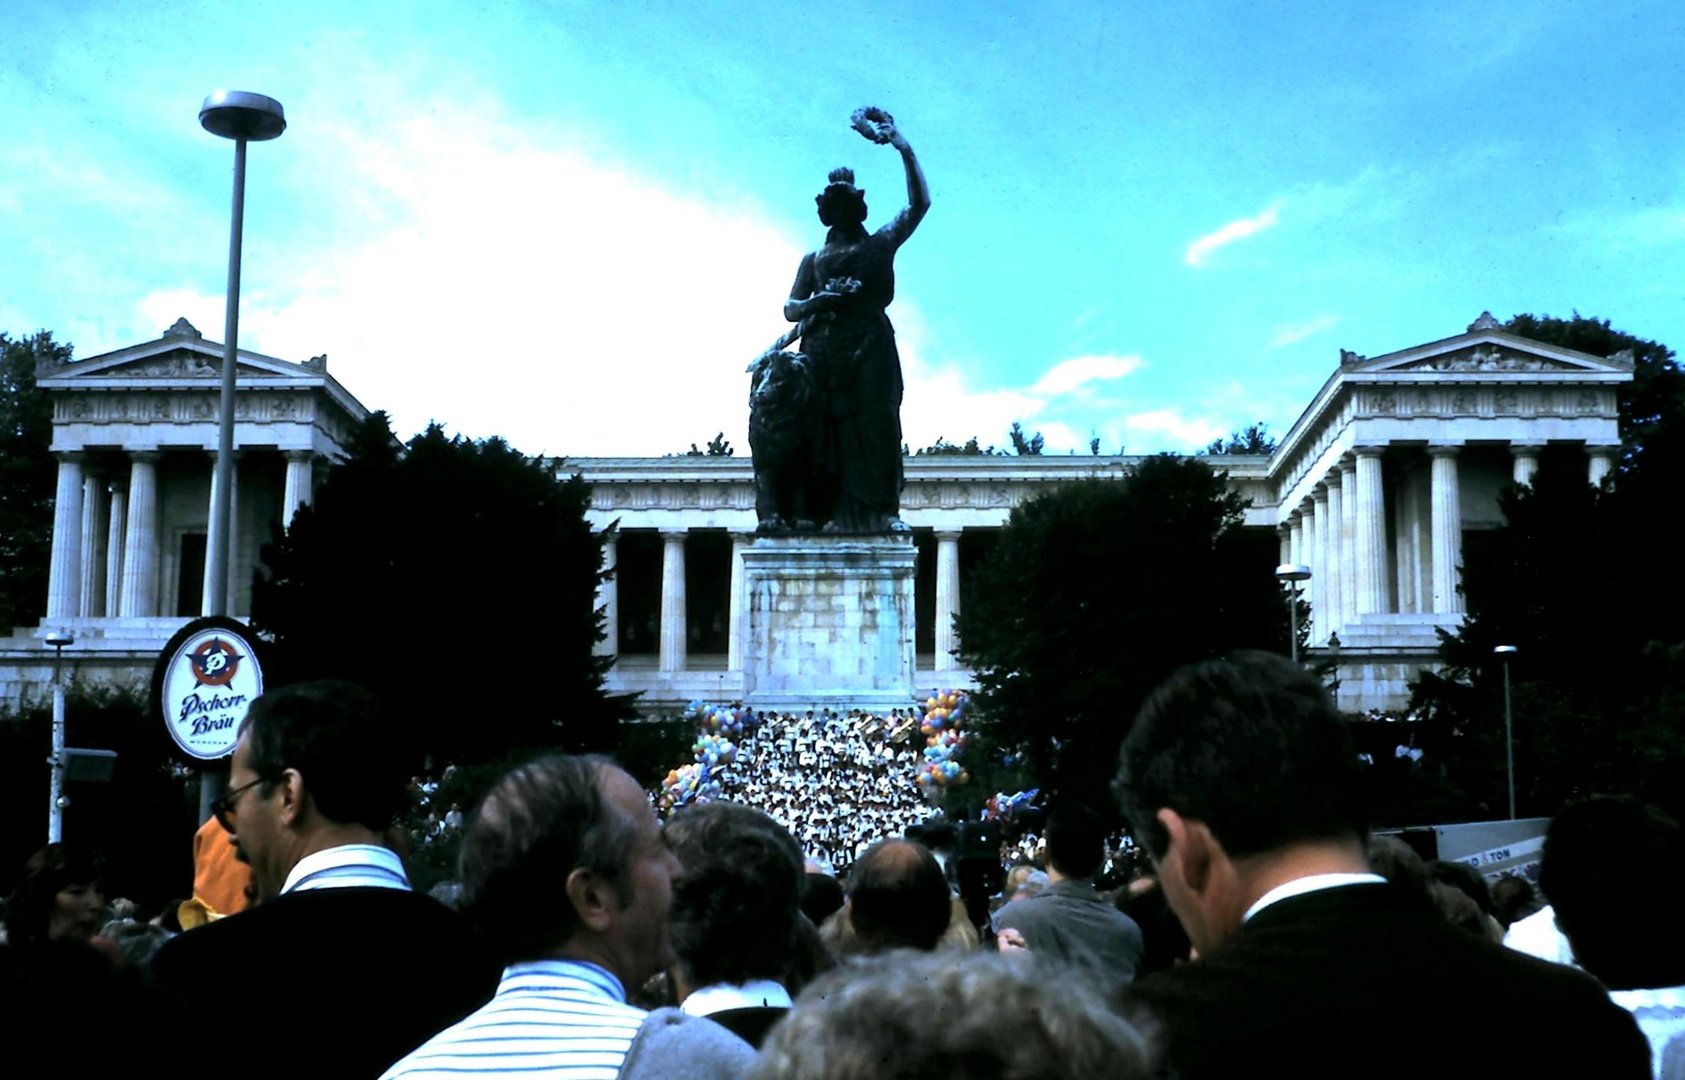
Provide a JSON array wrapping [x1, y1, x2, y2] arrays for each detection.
[[747, 345, 827, 533]]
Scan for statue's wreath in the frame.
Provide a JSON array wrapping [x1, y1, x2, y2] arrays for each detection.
[[851, 106, 896, 144]]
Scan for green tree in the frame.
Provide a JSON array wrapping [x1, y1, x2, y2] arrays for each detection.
[[1408, 313, 1685, 821], [956, 455, 1285, 809], [0, 331, 72, 632], [1205, 422, 1277, 455], [913, 435, 1000, 456], [252, 414, 635, 768], [1008, 421, 1044, 456]]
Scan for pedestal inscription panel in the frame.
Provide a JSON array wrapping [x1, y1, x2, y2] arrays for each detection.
[[742, 536, 916, 712]]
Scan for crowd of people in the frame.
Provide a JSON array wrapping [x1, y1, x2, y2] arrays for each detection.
[[3, 653, 1683, 1078], [699, 709, 933, 872]]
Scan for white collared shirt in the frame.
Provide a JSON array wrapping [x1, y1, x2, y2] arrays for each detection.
[[281, 843, 411, 895], [680, 979, 792, 1017], [1242, 873, 1387, 924]]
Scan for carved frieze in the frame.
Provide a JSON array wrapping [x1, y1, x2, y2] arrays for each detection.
[[1354, 386, 1616, 420], [1394, 346, 1576, 373], [54, 391, 318, 425]]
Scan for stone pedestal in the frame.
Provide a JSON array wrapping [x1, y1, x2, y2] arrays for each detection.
[[742, 536, 916, 713]]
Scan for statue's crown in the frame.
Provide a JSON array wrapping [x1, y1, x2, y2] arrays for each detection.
[[827, 167, 856, 186]]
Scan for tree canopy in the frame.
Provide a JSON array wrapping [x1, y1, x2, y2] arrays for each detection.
[[252, 414, 635, 768], [956, 454, 1285, 809], [1408, 313, 1685, 821], [0, 331, 71, 633], [1205, 421, 1278, 456]]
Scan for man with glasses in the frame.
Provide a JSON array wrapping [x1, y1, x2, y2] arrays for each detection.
[[153, 681, 497, 1079]]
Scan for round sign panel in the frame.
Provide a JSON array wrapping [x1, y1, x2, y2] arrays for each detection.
[[156, 618, 264, 760]]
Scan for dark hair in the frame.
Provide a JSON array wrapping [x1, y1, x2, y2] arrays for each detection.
[[815, 167, 868, 229], [1366, 835, 1428, 898], [1541, 795, 1685, 990], [1425, 859, 1499, 922], [4, 844, 106, 946], [1045, 805, 1108, 880], [801, 871, 845, 927], [1490, 874, 1540, 927], [458, 754, 638, 965], [846, 840, 950, 953], [665, 801, 805, 988], [1115, 651, 1368, 860], [241, 681, 406, 831]]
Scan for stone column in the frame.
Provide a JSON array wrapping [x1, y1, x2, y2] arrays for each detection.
[[1511, 444, 1542, 488], [1324, 473, 1344, 638], [1339, 458, 1358, 627], [1394, 464, 1424, 615], [934, 530, 963, 671], [659, 531, 687, 673], [46, 453, 85, 620], [1277, 524, 1291, 568], [1429, 445, 1464, 615], [1587, 447, 1616, 489], [119, 452, 161, 618], [282, 451, 316, 526], [79, 472, 107, 618], [1309, 491, 1328, 642], [203, 452, 240, 616], [1354, 448, 1389, 615], [1288, 511, 1304, 570], [595, 534, 619, 659], [728, 533, 748, 673], [104, 484, 126, 618]]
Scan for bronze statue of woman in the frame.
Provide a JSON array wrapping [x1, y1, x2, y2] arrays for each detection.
[[784, 109, 930, 533]]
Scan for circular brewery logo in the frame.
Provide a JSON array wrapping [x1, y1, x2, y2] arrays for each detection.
[[155, 619, 264, 761]]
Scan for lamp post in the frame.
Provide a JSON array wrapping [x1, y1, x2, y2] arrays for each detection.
[[199, 90, 285, 619], [45, 631, 74, 843], [1494, 644, 1518, 819], [1275, 564, 1311, 664]]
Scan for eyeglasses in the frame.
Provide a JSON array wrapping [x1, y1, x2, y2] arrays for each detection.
[[211, 776, 268, 833]]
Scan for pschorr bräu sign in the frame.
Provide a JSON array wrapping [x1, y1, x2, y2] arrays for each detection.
[[155, 617, 265, 761]]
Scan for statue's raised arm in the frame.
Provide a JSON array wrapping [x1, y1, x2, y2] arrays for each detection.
[[854, 107, 929, 249]]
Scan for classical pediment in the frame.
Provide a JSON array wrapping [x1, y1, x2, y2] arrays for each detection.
[[39, 318, 328, 384], [1338, 312, 1633, 378]]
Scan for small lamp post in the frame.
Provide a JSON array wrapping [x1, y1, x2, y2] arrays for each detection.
[[44, 631, 74, 843], [1494, 645, 1518, 819], [199, 90, 286, 619], [1275, 564, 1312, 664]]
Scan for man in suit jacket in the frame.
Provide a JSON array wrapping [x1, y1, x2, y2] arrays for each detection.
[[1113, 651, 1649, 1079], [152, 682, 497, 1079], [992, 804, 1143, 992]]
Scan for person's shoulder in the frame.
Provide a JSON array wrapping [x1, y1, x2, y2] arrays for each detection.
[[620, 1006, 757, 1080]]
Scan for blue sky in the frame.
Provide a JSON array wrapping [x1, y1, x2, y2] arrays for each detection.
[[3, 1, 1682, 456]]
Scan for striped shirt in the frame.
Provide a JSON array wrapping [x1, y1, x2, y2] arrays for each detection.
[[380, 960, 647, 1080], [280, 843, 411, 894]]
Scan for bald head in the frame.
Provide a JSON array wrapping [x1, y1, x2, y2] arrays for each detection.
[[847, 839, 950, 953]]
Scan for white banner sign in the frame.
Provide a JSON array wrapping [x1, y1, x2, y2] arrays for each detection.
[[158, 622, 264, 760]]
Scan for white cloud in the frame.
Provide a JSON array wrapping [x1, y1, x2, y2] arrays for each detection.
[[1030, 353, 1145, 396], [1184, 203, 1281, 267], [1271, 314, 1340, 348], [133, 96, 806, 459], [1122, 409, 1226, 450]]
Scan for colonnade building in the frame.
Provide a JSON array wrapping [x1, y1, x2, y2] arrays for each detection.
[[2, 313, 1630, 713]]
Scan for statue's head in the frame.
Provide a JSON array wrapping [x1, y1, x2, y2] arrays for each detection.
[[816, 167, 868, 228]]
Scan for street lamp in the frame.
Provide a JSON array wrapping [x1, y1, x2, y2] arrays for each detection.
[[199, 90, 286, 618], [44, 631, 74, 843], [1494, 644, 1518, 820], [1275, 564, 1311, 664]]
